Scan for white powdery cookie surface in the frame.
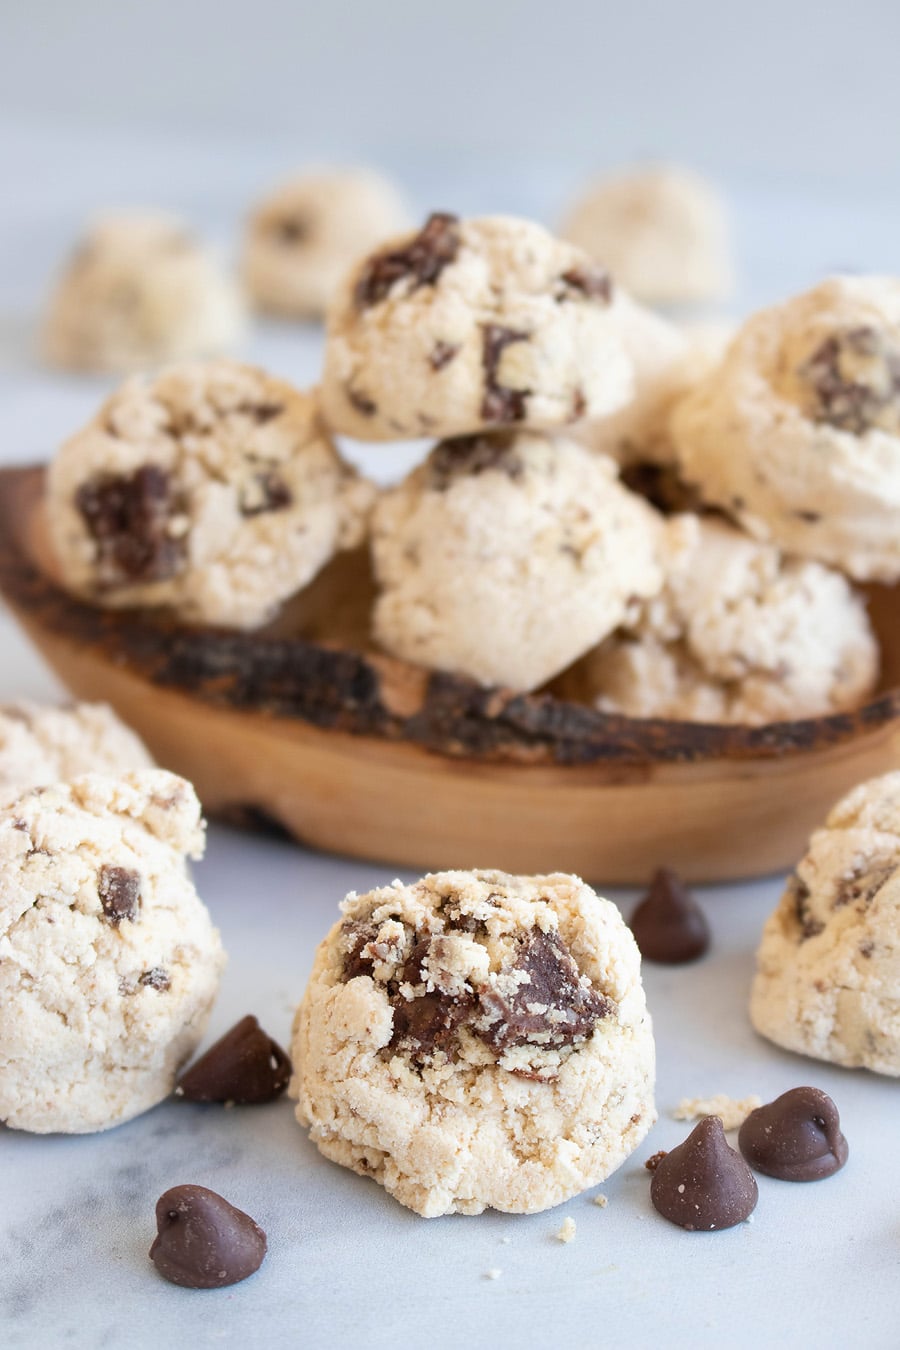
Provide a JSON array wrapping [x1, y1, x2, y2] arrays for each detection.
[[0, 701, 152, 801], [321, 213, 634, 441], [751, 771, 900, 1075], [583, 513, 878, 724], [0, 769, 225, 1132], [47, 360, 375, 628], [371, 431, 663, 691], [291, 869, 656, 1217], [671, 275, 900, 581]]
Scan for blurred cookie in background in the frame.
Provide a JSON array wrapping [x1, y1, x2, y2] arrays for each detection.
[[43, 212, 245, 373], [559, 164, 734, 309], [242, 167, 410, 320]]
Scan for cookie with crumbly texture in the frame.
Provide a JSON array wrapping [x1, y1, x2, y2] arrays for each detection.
[[559, 165, 734, 307], [320, 213, 634, 442], [750, 772, 900, 1076], [0, 770, 225, 1132], [242, 168, 410, 319], [583, 514, 878, 724], [47, 360, 375, 629], [671, 276, 900, 581], [43, 212, 244, 373], [291, 869, 655, 1217], [370, 431, 663, 691], [0, 701, 153, 801]]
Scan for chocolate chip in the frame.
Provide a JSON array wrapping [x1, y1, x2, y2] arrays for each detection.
[[481, 325, 531, 423], [98, 865, 141, 926], [139, 968, 171, 991], [177, 1015, 292, 1104], [738, 1087, 848, 1182], [354, 211, 460, 308], [239, 471, 293, 517], [619, 461, 704, 516], [428, 434, 523, 489], [793, 509, 821, 523], [149, 1185, 266, 1289], [798, 326, 900, 434], [274, 215, 310, 244], [833, 863, 895, 910], [560, 265, 612, 303], [346, 387, 377, 416], [789, 873, 823, 940], [629, 868, 710, 964], [76, 465, 185, 586], [476, 929, 612, 1051], [650, 1117, 758, 1231], [429, 341, 459, 371], [569, 387, 587, 422], [236, 401, 285, 425]]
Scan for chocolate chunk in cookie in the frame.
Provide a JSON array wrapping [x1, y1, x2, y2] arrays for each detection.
[[354, 212, 461, 309]]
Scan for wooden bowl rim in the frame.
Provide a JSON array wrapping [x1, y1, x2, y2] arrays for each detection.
[[2, 463, 898, 770]]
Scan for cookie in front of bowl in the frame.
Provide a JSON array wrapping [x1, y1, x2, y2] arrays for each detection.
[[291, 869, 655, 1216], [42, 212, 244, 373], [750, 771, 900, 1075], [578, 513, 878, 724], [320, 213, 634, 441], [0, 700, 153, 800], [370, 431, 663, 691], [0, 769, 225, 1132], [671, 275, 900, 581], [46, 360, 375, 629]]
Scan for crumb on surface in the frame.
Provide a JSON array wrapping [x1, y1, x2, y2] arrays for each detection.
[[644, 1150, 668, 1172], [672, 1094, 762, 1132], [485, 1268, 503, 1280], [592, 1193, 608, 1208], [556, 1217, 577, 1244]]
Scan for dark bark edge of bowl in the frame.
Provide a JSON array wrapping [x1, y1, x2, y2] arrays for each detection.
[[2, 464, 898, 768]]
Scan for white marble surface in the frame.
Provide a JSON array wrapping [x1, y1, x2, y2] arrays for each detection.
[[1, 125, 899, 1349]]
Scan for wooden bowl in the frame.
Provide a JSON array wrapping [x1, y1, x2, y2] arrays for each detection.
[[3, 464, 900, 883]]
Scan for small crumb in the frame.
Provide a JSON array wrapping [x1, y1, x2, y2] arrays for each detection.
[[672, 1094, 762, 1132], [485, 1268, 502, 1280], [592, 1194, 608, 1208], [644, 1150, 668, 1172], [555, 1217, 577, 1244], [499, 1236, 511, 1245]]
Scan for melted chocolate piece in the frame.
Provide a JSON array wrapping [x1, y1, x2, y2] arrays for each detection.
[[274, 215, 310, 244], [139, 968, 171, 991], [481, 324, 531, 423], [177, 1015, 291, 1104], [629, 868, 710, 964], [239, 471, 293, 517], [429, 341, 459, 371], [478, 929, 612, 1050], [833, 863, 895, 910], [650, 1117, 758, 1231], [738, 1087, 848, 1181], [76, 465, 185, 586], [428, 434, 522, 489], [149, 1185, 266, 1288], [97, 865, 141, 926], [619, 461, 705, 516], [560, 265, 612, 303], [789, 873, 823, 940], [354, 212, 460, 309], [798, 326, 900, 434], [236, 401, 285, 425]]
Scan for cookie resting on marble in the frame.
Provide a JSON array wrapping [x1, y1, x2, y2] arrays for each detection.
[[46, 360, 374, 629], [43, 212, 244, 373], [750, 772, 900, 1076], [321, 212, 635, 441], [0, 770, 225, 1133], [291, 869, 656, 1217]]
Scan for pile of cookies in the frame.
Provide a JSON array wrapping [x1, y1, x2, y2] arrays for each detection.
[[42, 201, 891, 731]]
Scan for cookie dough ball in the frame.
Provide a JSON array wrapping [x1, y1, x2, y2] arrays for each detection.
[[47, 360, 375, 629], [371, 432, 663, 691], [750, 773, 900, 1075], [292, 869, 655, 1216], [321, 212, 634, 442], [242, 168, 410, 319], [43, 213, 245, 374], [559, 165, 734, 307], [672, 277, 900, 581], [0, 769, 225, 1132], [0, 702, 152, 801], [581, 515, 878, 724]]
